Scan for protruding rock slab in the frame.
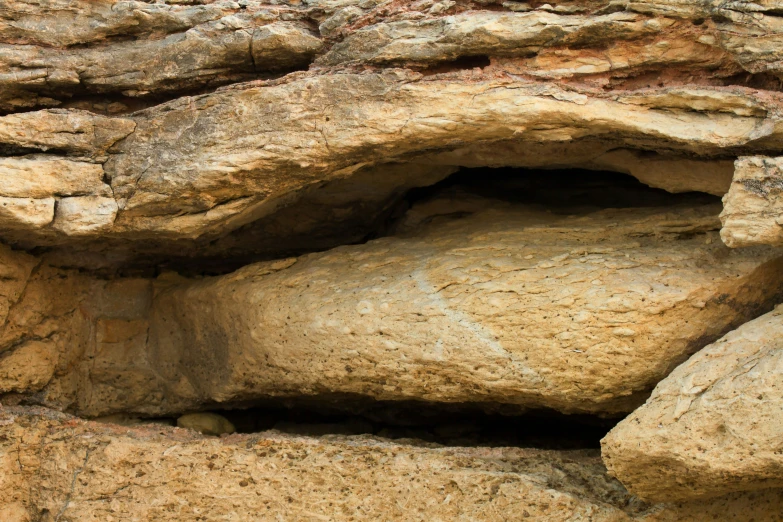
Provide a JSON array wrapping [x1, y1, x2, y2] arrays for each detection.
[[148, 204, 783, 415], [602, 305, 783, 502], [721, 156, 783, 247], [2, 407, 783, 521]]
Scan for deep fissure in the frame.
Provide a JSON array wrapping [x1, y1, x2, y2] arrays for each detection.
[[94, 399, 620, 450], [55, 165, 720, 278]]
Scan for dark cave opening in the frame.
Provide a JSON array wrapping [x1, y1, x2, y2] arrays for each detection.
[[399, 167, 719, 213], [96, 398, 621, 450], [127, 166, 721, 277]]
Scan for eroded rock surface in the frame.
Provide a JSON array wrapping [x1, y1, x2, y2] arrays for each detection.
[[1, 407, 783, 522], [143, 203, 783, 416], [2, 0, 783, 516], [721, 156, 783, 247], [602, 305, 783, 502]]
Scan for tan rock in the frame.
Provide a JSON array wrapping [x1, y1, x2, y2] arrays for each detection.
[[52, 196, 118, 236], [589, 150, 735, 197], [602, 305, 783, 502], [146, 204, 783, 415], [0, 0, 233, 47], [0, 156, 109, 198], [2, 406, 783, 521], [420, 142, 735, 196], [177, 412, 236, 436], [0, 340, 56, 393], [318, 11, 664, 66], [0, 5, 320, 110], [720, 156, 783, 247], [0, 244, 39, 325], [0, 197, 54, 230], [0, 109, 135, 156], [104, 73, 783, 243]]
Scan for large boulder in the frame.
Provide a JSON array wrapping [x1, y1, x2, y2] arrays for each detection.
[[602, 305, 783, 502], [145, 203, 783, 416]]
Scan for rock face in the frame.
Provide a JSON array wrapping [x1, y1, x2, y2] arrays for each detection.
[[2, 0, 783, 518], [2, 407, 783, 522], [721, 156, 783, 248], [602, 305, 783, 502], [145, 203, 783, 416]]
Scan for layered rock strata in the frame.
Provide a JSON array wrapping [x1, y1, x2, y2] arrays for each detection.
[[2, 0, 783, 517], [602, 305, 783, 502], [2, 407, 783, 522], [5, 0, 783, 268]]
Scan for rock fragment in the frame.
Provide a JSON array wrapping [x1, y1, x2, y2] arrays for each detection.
[[721, 156, 783, 247], [177, 412, 236, 436], [0, 340, 56, 393], [52, 196, 119, 237], [602, 306, 783, 501], [0, 109, 135, 156]]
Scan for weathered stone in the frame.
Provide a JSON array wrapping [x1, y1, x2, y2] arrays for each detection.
[[0, 245, 39, 325], [1, 407, 782, 521], [720, 156, 783, 247], [0, 156, 109, 198], [0, 197, 54, 230], [102, 74, 783, 245], [52, 196, 119, 237], [176, 412, 236, 436], [145, 204, 783, 416], [602, 305, 783, 501], [2, 1, 783, 514], [0, 340, 56, 393], [0, 110, 135, 156], [420, 143, 735, 196], [0, 260, 156, 415], [0, 2, 321, 111]]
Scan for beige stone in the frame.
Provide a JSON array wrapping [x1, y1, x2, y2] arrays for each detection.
[[147, 204, 783, 415], [0, 197, 54, 230], [177, 412, 236, 436], [318, 11, 665, 66], [0, 244, 39, 325], [602, 305, 783, 502], [0, 156, 109, 198], [420, 143, 735, 196], [0, 3, 321, 110], [0, 340, 56, 393], [720, 156, 783, 247], [589, 150, 734, 196], [2, 406, 783, 521], [52, 196, 118, 236], [104, 74, 783, 244], [0, 109, 135, 156]]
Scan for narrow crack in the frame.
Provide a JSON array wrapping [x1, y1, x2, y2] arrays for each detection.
[[54, 447, 92, 522]]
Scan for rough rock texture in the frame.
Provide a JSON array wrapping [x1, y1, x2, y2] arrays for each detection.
[[3, 0, 783, 517], [143, 204, 783, 416], [0, 0, 321, 111], [720, 155, 783, 247], [5, 0, 783, 266], [3, 202, 783, 419], [1, 407, 783, 522], [602, 305, 783, 502]]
